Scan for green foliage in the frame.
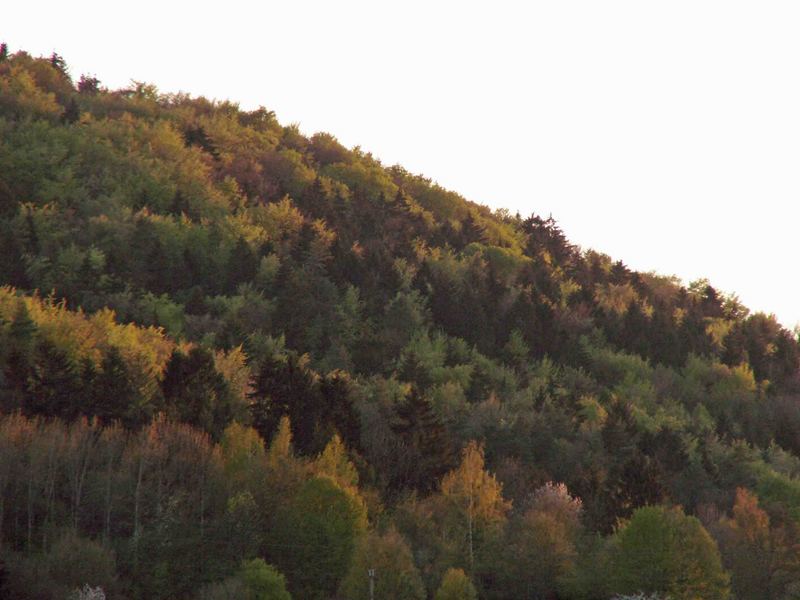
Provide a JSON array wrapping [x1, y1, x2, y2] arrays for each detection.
[[220, 422, 265, 480], [248, 351, 358, 455], [198, 560, 291, 600], [434, 568, 478, 600], [5, 530, 118, 600], [1, 47, 800, 600], [162, 346, 233, 440], [239, 558, 292, 600], [756, 468, 800, 522], [608, 506, 730, 600], [340, 528, 426, 600], [391, 386, 455, 493], [270, 477, 367, 600]]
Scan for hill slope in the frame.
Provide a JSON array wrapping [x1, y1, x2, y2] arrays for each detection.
[[1, 47, 800, 600]]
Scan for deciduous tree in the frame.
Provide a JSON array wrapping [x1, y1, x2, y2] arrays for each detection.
[[441, 440, 510, 573], [434, 568, 477, 600], [609, 505, 730, 600]]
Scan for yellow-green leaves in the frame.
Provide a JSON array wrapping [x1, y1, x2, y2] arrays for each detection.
[[441, 440, 511, 527]]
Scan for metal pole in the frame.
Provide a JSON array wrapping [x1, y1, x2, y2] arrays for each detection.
[[368, 568, 375, 600]]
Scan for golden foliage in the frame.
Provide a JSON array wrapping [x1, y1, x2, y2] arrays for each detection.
[[441, 440, 511, 526]]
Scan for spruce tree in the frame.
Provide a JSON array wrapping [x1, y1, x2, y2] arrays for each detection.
[[62, 97, 80, 124], [226, 237, 259, 292], [162, 347, 233, 440], [318, 370, 361, 453], [90, 346, 141, 426], [459, 212, 485, 247], [1, 302, 37, 411], [249, 352, 319, 453], [27, 338, 82, 419], [49, 52, 68, 75], [391, 387, 454, 493]]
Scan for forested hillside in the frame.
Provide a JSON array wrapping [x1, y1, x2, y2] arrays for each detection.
[[1, 46, 800, 600]]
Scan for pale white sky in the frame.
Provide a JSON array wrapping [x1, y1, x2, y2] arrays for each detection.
[[5, 1, 800, 328]]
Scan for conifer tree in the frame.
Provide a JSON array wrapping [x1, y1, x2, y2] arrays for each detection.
[[318, 370, 361, 452], [27, 338, 82, 420], [62, 98, 80, 124], [458, 212, 485, 248], [90, 346, 141, 426], [1, 302, 36, 411], [249, 352, 319, 453], [391, 387, 454, 493], [50, 52, 68, 75], [227, 237, 260, 292], [162, 347, 233, 440]]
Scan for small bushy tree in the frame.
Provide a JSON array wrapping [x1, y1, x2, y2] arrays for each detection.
[[434, 568, 477, 600], [340, 528, 425, 600], [271, 477, 367, 600], [240, 559, 291, 600], [609, 506, 730, 600]]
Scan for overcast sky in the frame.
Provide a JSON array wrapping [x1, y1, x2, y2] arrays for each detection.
[[5, 1, 800, 328]]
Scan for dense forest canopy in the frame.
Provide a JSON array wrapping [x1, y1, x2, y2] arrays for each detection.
[[1, 46, 800, 599]]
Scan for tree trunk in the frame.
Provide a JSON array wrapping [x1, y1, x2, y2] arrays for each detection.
[[133, 451, 145, 569], [468, 492, 474, 574], [26, 475, 33, 549], [104, 450, 113, 543]]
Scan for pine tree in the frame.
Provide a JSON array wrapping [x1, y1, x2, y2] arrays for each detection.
[[8, 301, 36, 350], [90, 346, 141, 426], [318, 370, 361, 453], [182, 125, 219, 159], [27, 338, 83, 420], [458, 212, 485, 248], [249, 352, 319, 453], [598, 400, 666, 532], [226, 237, 259, 292], [391, 387, 454, 493], [1, 302, 37, 411], [24, 208, 40, 255], [62, 98, 80, 124], [162, 347, 233, 440], [168, 190, 189, 217], [298, 175, 328, 218], [50, 52, 68, 75]]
